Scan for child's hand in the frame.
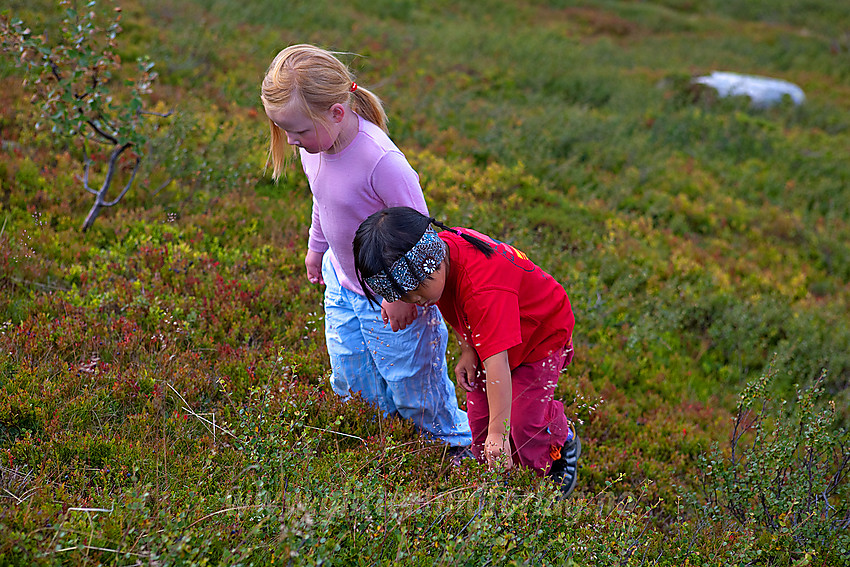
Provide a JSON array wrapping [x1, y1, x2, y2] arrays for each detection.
[[485, 431, 513, 470], [381, 300, 418, 331], [304, 250, 325, 285], [454, 348, 479, 392]]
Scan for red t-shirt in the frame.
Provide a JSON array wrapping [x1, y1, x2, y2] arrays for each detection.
[[437, 229, 574, 370]]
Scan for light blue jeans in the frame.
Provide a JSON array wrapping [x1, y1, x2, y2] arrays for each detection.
[[322, 253, 471, 447]]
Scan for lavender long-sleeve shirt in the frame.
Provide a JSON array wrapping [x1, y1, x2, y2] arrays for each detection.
[[302, 115, 428, 294]]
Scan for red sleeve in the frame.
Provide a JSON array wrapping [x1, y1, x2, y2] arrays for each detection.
[[462, 287, 522, 362]]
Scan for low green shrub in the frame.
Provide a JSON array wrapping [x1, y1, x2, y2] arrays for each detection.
[[695, 364, 850, 564]]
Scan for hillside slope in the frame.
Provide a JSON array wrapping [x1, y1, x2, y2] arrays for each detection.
[[1, 0, 848, 564]]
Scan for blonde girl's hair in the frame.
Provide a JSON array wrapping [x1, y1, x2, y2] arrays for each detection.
[[260, 44, 388, 181]]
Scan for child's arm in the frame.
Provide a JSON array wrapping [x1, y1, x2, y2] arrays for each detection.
[[482, 350, 513, 470], [305, 249, 325, 285], [454, 337, 479, 392], [380, 300, 418, 331], [306, 198, 326, 285]]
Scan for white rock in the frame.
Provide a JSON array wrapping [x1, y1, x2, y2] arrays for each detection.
[[693, 71, 805, 108]]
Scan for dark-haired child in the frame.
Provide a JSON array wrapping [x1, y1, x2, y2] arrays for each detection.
[[354, 206, 581, 497]]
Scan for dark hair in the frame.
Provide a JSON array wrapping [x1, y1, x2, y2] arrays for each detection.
[[353, 206, 494, 305]]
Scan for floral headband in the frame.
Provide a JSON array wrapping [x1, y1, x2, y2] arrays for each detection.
[[364, 226, 445, 303]]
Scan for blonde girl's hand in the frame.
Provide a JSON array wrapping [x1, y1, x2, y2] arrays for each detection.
[[484, 430, 513, 470], [454, 347, 479, 392], [305, 249, 325, 285], [381, 300, 418, 331]]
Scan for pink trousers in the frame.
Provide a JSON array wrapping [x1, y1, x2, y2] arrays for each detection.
[[465, 345, 573, 474]]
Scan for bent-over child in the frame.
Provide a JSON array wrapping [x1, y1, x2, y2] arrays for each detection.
[[260, 44, 471, 450], [354, 206, 581, 497]]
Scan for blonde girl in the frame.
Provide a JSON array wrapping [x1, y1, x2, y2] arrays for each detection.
[[260, 44, 471, 449]]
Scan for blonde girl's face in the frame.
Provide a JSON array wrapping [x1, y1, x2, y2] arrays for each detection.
[[266, 102, 342, 154]]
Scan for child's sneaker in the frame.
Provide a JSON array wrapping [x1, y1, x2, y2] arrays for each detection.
[[547, 425, 581, 499]]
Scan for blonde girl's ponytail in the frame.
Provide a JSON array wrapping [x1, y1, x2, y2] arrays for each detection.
[[349, 84, 388, 134], [261, 44, 388, 180]]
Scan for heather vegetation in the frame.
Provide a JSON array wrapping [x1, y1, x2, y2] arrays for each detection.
[[1, 0, 849, 565]]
